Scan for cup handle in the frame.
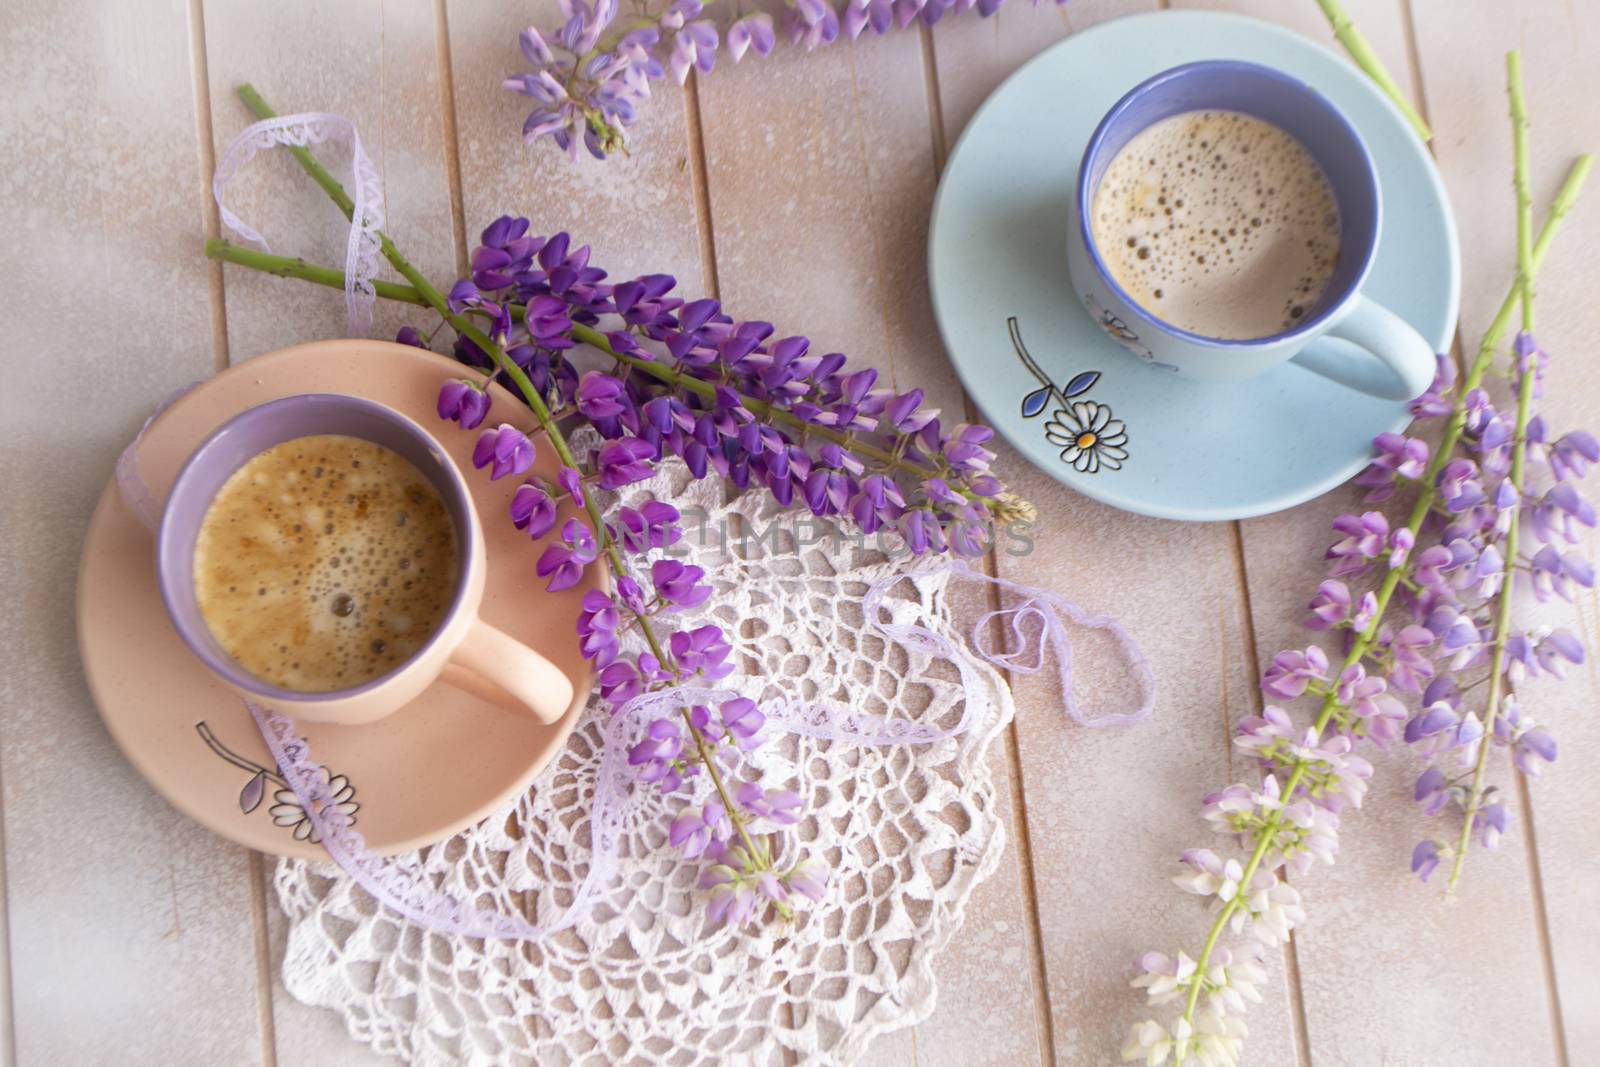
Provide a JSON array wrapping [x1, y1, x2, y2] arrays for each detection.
[[1289, 294, 1437, 401], [441, 618, 575, 725]]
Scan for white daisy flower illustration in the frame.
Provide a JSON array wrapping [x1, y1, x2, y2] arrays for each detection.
[[1044, 401, 1129, 473]]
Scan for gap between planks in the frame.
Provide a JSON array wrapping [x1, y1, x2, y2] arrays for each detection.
[[0, 760, 15, 1066], [187, 1, 277, 1061], [920, 19, 1058, 1067], [1226, 517, 1312, 1067], [187, 0, 230, 373]]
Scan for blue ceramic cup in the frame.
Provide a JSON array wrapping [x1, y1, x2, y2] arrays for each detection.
[[1066, 60, 1435, 400]]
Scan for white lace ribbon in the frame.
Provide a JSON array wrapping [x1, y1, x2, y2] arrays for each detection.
[[212, 112, 383, 337]]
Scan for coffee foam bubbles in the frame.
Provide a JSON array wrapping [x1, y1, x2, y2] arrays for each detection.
[[1090, 110, 1340, 341], [193, 434, 458, 692]]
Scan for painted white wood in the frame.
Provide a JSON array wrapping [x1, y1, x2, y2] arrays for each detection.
[[693, 30, 1047, 1065], [0, 1, 269, 1063], [2, 1, 1594, 1064]]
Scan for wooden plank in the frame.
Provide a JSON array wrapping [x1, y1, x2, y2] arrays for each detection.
[[693, 31, 1046, 1066], [0, 0, 269, 1063], [444, 0, 709, 292], [1219, 1, 1568, 1063], [1409, 1, 1600, 1058], [202, 0, 459, 361], [927, 3, 1305, 1063], [199, 1, 459, 1059]]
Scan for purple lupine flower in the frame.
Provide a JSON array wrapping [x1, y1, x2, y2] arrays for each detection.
[[1262, 646, 1330, 700], [941, 423, 996, 472], [1531, 482, 1598, 544], [1534, 628, 1585, 678], [736, 780, 803, 824], [437, 379, 492, 430], [668, 19, 719, 83], [1497, 700, 1559, 777], [535, 519, 599, 591], [784, 855, 828, 901], [651, 559, 712, 609], [510, 482, 559, 538], [1405, 704, 1459, 744], [1326, 511, 1389, 576], [719, 696, 765, 748], [671, 623, 733, 679], [577, 588, 621, 664], [699, 861, 758, 925], [1384, 624, 1437, 693], [472, 423, 537, 480], [1413, 767, 1450, 816], [1436, 458, 1486, 513], [1388, 527, 1415, 568], [596, 436, 657, 489], [1474, 802, 1509, 849], [1354, 432, 1430, 501], [1304, 581, 1351, 630], [670, 800, 728, 858], [576, 371, 628, 419], [616, 501, 681, 552], [1412, 545, 1454, 590], [598, 659, 642, 703], [1411, 839, 1443, 882], [1335, 664, 1406, 748], [1410, 353, 1456, 419], [614, 574, 647, 614], [472, 215, 539, 289], [725, 13, 776, 60], [555, 466, 586, 507], [396, 325, 429, 349], [1550, 430, 1600, 481], [630, 719, 687, 790]]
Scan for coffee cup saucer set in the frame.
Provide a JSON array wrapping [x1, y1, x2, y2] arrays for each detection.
[[78, 340, 603, 859], [930, 10, 1460, 522]]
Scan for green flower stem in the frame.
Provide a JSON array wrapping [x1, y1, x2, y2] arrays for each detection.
[[202, 240, 429, 306], [1315, 0, 1432, 142], [229, 86, 769, 869], [1444, 52, 1539, 896], [1176, 151, 1591, 1029]]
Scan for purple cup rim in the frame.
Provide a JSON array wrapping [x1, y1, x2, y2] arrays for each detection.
[[156, 393, 476, 704], [1075, 58, 1382, 350]]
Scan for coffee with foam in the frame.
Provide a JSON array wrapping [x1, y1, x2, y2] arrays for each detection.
[[1090, 110, 1340, 341], [193, 434, 459, 692]]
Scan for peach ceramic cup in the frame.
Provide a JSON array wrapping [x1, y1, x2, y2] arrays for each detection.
[[156, 393, 574, 726]]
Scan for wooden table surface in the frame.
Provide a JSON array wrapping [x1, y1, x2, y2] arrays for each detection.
[[3, 1, 1596, 1064]]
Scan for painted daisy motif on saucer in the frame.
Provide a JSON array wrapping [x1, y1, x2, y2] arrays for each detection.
[[928, 11, 1459, 521], [1045, 403, 1128, 474]]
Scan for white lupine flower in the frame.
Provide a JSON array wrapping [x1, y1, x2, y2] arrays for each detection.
[[1245, 879, 1306, 947], [1190, 1009, 1248, 1067], [1132, 951, 1199, 1005], [1199, 785, 1255, 836], [1122, 1018, 1176, 1065], [1203, 944, 1267, 1016], [1172, 849, 1245, 902]]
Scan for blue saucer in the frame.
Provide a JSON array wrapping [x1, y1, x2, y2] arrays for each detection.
[[928, 10, 1459, 521]]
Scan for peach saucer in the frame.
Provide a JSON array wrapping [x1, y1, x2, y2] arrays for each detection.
[[76, 340, 602, 859]]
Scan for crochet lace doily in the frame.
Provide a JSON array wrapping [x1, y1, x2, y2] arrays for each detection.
[[272, 462, 1016, 1065]]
